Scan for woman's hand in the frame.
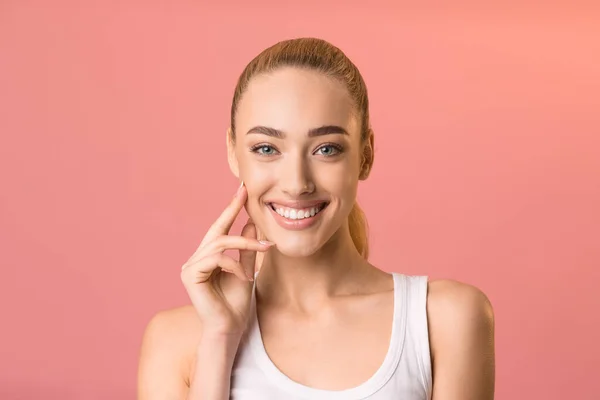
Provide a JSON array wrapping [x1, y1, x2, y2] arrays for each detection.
[[180, 183, 273, 337]]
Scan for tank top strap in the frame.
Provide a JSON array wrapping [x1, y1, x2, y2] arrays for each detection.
[[402, 274, 433, 398], [390, 272, 410, 365]]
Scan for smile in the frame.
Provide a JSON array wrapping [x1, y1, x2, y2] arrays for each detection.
[[266, 201, 329, 230], [268, 202, 328, 220]]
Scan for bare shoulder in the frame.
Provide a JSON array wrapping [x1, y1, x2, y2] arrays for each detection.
[[141, 304, 202, 350], [427, 279, 494, 345], [145, 304, 202, 334], [426, 279, 496, 399], [427, 279, 494, 322], [138, 305, 201, 399]]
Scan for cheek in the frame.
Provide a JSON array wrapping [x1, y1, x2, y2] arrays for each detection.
[[240, 162, 271, 186], [237, 157, 275, 209], [237, 149, 271, 183], [315, 159, 360, 200]]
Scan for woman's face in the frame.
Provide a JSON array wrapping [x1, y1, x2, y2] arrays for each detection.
[[229, 67, 368, 257]]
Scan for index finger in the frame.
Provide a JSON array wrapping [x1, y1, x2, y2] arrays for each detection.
[[201, 182, 247, 246]]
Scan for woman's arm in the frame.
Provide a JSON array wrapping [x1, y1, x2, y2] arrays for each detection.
[[137, 306, 241, 400], [138, 310, 191, 400], [428, 280, 496, 400], [186, 333, 241, 400]]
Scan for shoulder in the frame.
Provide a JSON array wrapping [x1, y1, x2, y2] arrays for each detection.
[[425, 279, 496, 397], [140, 304, 201, 360], [143, 304, 202, 336], [427, 279, 494, 321], [426, 279, 494, 344], [138, 305, 201, 392]]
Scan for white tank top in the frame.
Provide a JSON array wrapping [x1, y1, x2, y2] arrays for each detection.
[[230, 273, 433, 399]]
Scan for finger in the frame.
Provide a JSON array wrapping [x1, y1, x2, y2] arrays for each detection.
[[239, 222, 259, 280], [185, 235, 272, 268], [254, 225, 265, 273], [181, 253, 251, 284], [255, 246, 265, 274], [201, 183, 247, 247], [203, 235, 273, 255]]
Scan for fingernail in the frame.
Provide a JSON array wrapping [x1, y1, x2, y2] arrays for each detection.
[[236, 181, 244, 196], [259, 240, 274, 246]]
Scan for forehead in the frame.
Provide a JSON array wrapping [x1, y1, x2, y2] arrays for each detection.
[[235, 67, 358, 135]]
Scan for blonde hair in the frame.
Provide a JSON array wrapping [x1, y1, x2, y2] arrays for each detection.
[[229, 37, 373, 259]]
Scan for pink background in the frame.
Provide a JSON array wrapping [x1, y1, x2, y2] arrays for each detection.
[[1, 2, 598, 399]]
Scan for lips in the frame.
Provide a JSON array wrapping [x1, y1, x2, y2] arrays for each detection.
[[268, 202, 328, 220], [265, 200, 329, 230]]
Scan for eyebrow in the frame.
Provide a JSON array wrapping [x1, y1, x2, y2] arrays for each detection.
[[246, 125, 349, 138]]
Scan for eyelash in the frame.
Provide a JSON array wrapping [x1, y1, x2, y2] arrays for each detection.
[[249, 143, 344, 157]]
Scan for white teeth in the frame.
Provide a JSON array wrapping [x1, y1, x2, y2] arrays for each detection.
[[273, 204, 326, 220]]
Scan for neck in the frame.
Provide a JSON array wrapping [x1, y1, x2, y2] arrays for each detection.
[[255, 226, 369, 312]]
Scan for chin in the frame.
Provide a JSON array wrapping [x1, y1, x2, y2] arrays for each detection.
[[269, 236, 326, 258]]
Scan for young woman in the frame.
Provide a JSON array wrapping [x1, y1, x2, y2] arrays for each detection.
[[138, 37, 495, 400]]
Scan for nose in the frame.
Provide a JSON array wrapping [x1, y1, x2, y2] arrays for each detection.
[[280, 152, 315, 197]]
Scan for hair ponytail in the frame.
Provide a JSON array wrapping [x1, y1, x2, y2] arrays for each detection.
[[348, 202, 369, 259]]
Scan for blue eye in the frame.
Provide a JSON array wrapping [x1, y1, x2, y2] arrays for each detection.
[[315, 144, 342, 156], [251, 144, 279, 156]]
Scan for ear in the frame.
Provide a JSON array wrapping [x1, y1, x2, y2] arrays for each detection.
[[359, 129, 374, 180], [226, 127, 240, 179]]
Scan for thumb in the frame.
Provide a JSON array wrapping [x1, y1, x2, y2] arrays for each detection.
[[239, 220, 258, 280]]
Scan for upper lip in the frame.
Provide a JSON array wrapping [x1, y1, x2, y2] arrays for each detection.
[[266, 199, 329, 208]]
